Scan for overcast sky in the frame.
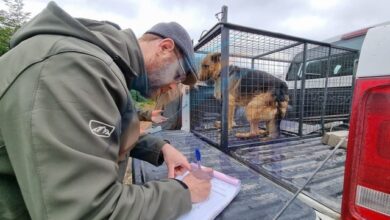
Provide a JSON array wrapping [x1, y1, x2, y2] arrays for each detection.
[[3, 0, 390, 43]]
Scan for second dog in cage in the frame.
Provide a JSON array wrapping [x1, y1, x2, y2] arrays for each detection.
[[199, 52, 289, 139]]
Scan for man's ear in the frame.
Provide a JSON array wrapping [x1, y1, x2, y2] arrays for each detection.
[[210, 52, 221, 63], [158, 38, 175, 54]]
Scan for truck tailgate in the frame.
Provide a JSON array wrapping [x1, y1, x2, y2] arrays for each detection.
[[133, 130, 316, 220]]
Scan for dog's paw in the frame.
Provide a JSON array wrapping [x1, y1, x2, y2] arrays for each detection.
[[236, 132, 260, 139], [260, 132, 280, 141], [214, 121, 221, 128], [268, 132, 280, 139], [259, 136, 273, 141], [214, 121, 234, 134], [235, 132, 251, 139], [257, 129, 268, 136], [236, 129, 268, 139]]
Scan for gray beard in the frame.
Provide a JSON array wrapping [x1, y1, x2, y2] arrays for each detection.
[[147, 60, 177, 88]]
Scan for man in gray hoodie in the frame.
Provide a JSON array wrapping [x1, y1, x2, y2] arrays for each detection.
[[0, 2, 211, 220]]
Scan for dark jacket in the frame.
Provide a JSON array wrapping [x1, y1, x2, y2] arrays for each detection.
[[0, 2, 191, 220]]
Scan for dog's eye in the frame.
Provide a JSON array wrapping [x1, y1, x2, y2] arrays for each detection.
[[202, 64, 209, 68]]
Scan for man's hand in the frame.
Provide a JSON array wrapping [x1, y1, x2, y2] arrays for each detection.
[[161, 144, 191, 178], [182, 169, 212, 203], [151, 110, 168, 124]]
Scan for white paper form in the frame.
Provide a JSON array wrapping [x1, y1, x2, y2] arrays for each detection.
[[177, 168, 241, 220]]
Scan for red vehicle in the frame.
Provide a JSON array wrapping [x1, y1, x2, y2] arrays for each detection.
[[341, 24, 390, 219]]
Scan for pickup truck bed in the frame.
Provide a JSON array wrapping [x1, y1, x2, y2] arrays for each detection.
[[133, 130, 316, 220], [230, 137, 346, 213]]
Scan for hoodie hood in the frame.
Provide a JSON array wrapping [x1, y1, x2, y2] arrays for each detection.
[[10, 1, 147, 91]]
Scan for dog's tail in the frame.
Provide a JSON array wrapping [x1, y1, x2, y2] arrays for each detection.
[[273, 81, 289, 137]]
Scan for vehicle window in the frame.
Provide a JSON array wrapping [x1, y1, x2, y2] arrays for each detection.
[[333, 64, 342, 75], [329, 54, 355, 77], [305, 59, 327, 79], [286, 63, 301, 81], [286, 53, 356, 81]]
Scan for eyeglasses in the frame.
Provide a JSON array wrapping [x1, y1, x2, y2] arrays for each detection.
[[174, 50, 187, 82]]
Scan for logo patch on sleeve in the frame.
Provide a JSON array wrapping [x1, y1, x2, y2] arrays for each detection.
[[89, 120, 115, 138]]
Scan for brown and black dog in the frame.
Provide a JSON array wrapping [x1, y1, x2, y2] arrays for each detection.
[[199, 52, 289, 139]]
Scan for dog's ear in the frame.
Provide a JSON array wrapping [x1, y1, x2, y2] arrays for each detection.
[[210, 52, 221, 63]]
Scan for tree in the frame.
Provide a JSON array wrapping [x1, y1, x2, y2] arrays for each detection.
[[0, 0, 30, 55]]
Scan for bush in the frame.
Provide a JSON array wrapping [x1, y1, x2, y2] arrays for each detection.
[[0, 0, 30, 56]]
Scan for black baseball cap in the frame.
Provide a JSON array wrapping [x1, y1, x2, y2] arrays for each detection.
[[145, 22, 198, 85]]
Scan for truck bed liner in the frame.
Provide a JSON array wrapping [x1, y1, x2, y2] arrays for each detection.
[[230, 137, 346, 212]]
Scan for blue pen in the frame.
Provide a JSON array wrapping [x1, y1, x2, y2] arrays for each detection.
[[195, 148, 201, 169]]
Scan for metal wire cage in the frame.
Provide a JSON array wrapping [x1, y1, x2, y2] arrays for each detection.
[[190, 22, 358, 149]]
